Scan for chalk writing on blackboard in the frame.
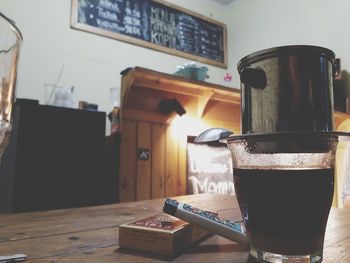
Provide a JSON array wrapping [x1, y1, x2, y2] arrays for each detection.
[[71, 0, 227, 68], [186, 142, 235, 195], [150, 3, 176, 48]]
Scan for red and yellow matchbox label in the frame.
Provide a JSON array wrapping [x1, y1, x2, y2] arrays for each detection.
[[127, 213, 187, 231]]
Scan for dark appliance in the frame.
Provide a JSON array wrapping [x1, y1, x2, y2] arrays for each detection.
[[0, 99, 110, 213]]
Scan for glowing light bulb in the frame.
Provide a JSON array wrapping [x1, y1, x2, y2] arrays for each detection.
[[170, 115, 209, 140]]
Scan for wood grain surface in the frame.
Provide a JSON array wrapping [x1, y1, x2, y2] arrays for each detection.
[[0, 194, 349, 262], [119, 120, 137, 202], [119, 67, 243, 202], [136, 122, 152, 200], [151, 123, 166, 199]]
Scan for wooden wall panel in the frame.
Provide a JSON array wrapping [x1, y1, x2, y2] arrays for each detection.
[[136, 122, 152, 201], [119, 120, 137, 202], [335, 119, 350, 207], [178, 135, 187, 195], [151, 124, 166, 199], [165, 125, 178, 197], [202, 100, 241, 134], [119, 68, 243, 202]]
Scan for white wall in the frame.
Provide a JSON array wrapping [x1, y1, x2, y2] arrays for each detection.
[[225, 0, 350, 91], [0, 0, 232, 115], [3, 0, 350, 113]]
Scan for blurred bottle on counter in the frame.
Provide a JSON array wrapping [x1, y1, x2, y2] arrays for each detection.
[[108, 87, 120, 134], [109, 107, 120, 134], [79, 101, 98, 111]]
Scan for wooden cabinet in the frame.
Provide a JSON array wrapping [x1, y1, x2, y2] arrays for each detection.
[[334, 113, 350, 208], [119, 67, 350, 205], [119, 67, 240, 202]]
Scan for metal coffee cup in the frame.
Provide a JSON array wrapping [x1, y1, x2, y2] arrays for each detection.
[[237, 45, 336, 134]]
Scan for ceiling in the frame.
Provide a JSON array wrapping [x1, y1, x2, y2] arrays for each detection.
[[210, 0, 236, 5]]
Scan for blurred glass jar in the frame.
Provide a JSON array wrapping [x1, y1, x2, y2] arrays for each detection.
[[110, 87, 120, 108], [44, 84, 75, 108], [0, 12, 23, 159]]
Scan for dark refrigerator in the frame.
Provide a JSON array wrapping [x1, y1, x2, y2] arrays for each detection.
[[0, 99, 117, 213]]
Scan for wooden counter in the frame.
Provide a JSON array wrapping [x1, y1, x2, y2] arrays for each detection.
[[118, 67, 350, 206], [119, 67, 240, 202]]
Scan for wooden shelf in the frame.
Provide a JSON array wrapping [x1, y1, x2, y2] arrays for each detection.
[[118, 66, 350, 203], [121, 67, 350, 128], [121, 67, 240, 123]]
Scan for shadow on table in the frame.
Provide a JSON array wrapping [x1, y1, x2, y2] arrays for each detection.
[[115, 234, 252, 262], [186, 242, 245, 253], [115, 247, 176, 262], [186, 234, 247, 253], [185, 235, 256, 262]]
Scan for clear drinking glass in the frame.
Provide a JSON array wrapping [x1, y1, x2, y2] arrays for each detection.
[[0, 13, 22, 159], [227, 132, 338, 263]]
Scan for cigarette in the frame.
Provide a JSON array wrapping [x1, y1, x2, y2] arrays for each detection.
[[163, 199, 247, 245]]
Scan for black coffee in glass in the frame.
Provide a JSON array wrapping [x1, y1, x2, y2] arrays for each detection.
[[226, 133, 338, 263], [233, 167, 334, 256]]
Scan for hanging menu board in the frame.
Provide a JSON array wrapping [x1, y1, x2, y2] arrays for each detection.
[[71, 0, 227, 68]]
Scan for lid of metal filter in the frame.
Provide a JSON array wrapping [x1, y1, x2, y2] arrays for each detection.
[[237, 45, 335, 73]]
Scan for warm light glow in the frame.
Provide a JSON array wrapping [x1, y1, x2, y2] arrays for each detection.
[[170, 115, 210, 140]]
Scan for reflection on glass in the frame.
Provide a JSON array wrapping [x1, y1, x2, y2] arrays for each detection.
[[0, 13, 22, 159]]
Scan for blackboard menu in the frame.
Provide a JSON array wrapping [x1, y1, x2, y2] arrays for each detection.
[[186, 140, 234, 195], [71, 0, 227, 68]]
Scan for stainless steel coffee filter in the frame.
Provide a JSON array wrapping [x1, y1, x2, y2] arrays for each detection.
[[237, 45, 336, 134]]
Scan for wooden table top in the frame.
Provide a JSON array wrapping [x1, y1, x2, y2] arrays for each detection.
[[0, 193, 349, 263]]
